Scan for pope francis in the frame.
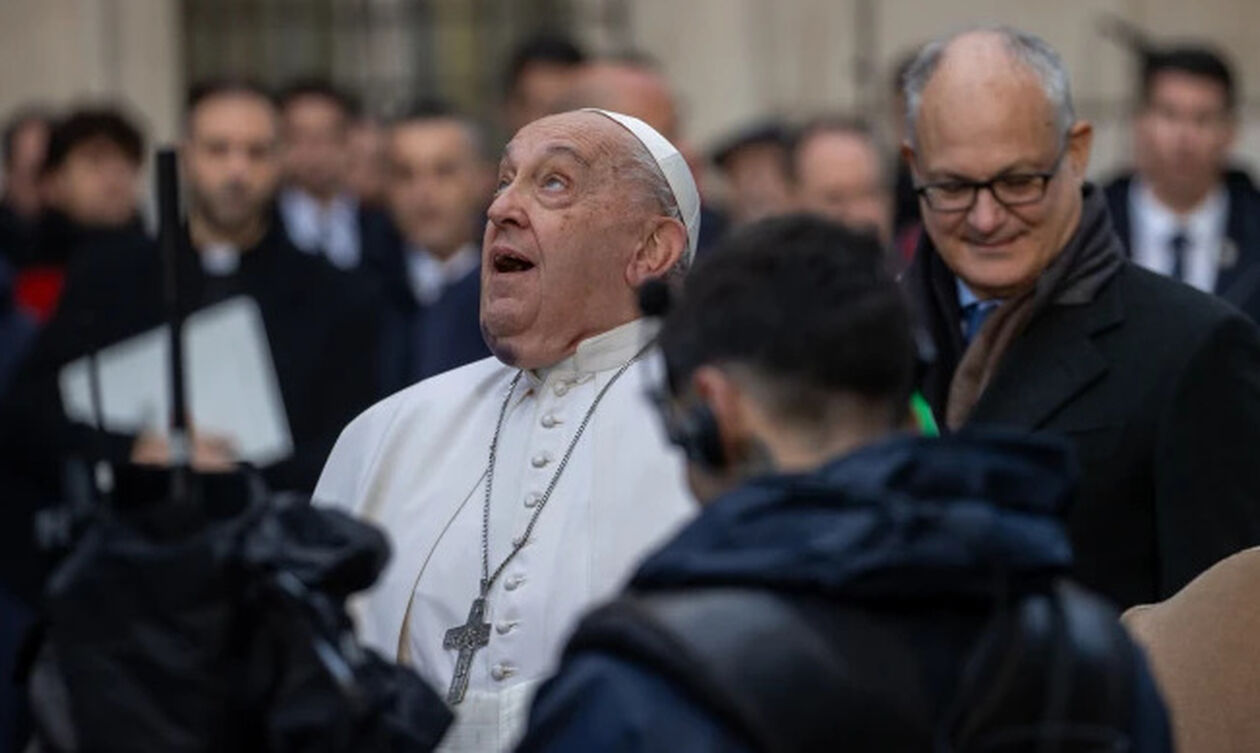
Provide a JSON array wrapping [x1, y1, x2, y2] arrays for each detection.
[[313, 109, 700, 752]]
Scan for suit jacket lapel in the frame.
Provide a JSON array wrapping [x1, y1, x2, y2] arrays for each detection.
[[971, 273, 1125, 430], [1215, 189, 1260, 310]]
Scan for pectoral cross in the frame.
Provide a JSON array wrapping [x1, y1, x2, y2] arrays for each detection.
[[443, 596, 491, 704]]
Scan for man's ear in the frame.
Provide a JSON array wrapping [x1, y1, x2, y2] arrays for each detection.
[[900, 142, 919, 181], [1066, 120, 1094, 180], [627, 216, 686, 287], [691, 365, 748, 464]]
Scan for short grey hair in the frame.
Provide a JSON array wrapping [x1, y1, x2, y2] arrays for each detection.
[[902, 26, 1076, 151], [622, 137, 691, 280]]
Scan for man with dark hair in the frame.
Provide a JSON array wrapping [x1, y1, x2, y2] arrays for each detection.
[[902, 27, 1260, 607], [276, 77, 385, 270], [502, 34, 587, 133], [1, 79, 382, 498], [17, 107, 148, 319], [1104, 45, 1260, 322], [789, 115, 893, 247], [39, 109, 144, 227], [371, 102, 492, 392], [516, 213, 1172, 752]]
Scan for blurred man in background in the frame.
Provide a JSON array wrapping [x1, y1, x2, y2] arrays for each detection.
[[18, 108, 147, 321], [0, 109, 52, 267], [1104, 45, 1260, 322], [373, 103, 492, 393], [789, 116, 894, 248], [278, 78, 388, 271], [709, 120, 794, 227], [502, 34, 587, 134]]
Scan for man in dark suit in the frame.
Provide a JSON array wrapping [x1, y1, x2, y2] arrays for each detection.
[[901, 27, 1260, 608], [276, 79, 394, 273], [367, 104, 492, 394], [1104, 46, 1260, 323], [1, 79, 381, 497]]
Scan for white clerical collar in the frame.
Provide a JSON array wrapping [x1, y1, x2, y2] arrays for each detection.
[[200, 242, 241, 276], [405, 243, 479, 306], [1133, 179, 1228, 246], [529, 317, 659, 385]]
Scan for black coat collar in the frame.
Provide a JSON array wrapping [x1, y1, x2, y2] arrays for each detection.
[[970, 268, 1125, 429]]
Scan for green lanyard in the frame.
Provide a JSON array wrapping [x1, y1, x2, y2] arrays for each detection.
[[910, 392, 940, 437]]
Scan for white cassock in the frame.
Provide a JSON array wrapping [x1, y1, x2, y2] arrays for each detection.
[[313, 317, 695, 752]]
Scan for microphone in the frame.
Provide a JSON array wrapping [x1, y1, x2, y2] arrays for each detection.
[[638, 278, 672, 319]]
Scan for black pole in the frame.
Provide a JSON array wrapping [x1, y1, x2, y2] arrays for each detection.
[[156, 148, 190, 483]]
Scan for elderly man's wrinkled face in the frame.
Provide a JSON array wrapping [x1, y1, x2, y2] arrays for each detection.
[[907, 40, 1092, 300], [482, 112, 675, 368]]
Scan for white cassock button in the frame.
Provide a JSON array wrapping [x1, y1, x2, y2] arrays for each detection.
[[531, 453, 550, 468], [524, 492, 540, 508], [540, 413, 559, 428], [553, 382, 569, 397], [504, 574, 525, 591], [491, 663, 517, 681], [496, 620, 518, 635]]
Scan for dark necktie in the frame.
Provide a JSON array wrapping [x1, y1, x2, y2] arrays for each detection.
[[962, 299, 1000, 345], [1169, 229, 1190, 282]]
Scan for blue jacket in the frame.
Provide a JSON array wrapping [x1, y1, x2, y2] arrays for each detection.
[[517, 433, 1173, 753], [0, 257, 34, 398]]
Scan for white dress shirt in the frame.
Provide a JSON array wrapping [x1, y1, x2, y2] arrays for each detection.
[[314, 318, 696, 753], [1128, 180, 1229, 293], [278, 188, 361, 270], [406, 244, 479, 306]]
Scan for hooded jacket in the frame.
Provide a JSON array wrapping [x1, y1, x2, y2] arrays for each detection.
[[516, 433, 1171, 753]]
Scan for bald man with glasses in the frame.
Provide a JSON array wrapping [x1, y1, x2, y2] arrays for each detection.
[[902, 27, 1260, 609]]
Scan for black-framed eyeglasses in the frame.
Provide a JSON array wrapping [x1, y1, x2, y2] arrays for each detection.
[[915, 141, 1069, 213]]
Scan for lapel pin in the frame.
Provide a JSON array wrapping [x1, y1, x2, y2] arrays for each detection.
[[1220, 239, 1239, 270]]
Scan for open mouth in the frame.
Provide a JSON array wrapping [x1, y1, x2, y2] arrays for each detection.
[[493, 250, 536, 274]]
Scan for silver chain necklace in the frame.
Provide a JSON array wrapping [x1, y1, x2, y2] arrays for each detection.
[[442, 346, 647, 704]]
